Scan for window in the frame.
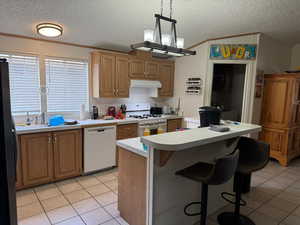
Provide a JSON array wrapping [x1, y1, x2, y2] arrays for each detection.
[[0, 53, 41, 114], [45, 58, 89, 113]]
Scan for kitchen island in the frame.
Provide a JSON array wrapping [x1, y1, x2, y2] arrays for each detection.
[[116, 123, 261, 225]]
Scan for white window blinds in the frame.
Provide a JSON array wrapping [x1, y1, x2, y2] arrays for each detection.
[[0, 54, 41, 114], [45, 58, 89, 113]]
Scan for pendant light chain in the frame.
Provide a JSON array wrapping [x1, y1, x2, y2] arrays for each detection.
[[161, 0, 164, 16], [170, 0, 173, 19]]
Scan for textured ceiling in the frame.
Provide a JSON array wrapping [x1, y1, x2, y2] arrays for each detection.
[[0, 0, 299, 51]]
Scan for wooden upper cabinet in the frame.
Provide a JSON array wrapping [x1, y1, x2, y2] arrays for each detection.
[[21, 132, 53, 186], [145, 61, 159, 80], [158, 62, 175, 97], [129, 59, 145, 79], [261, 78, 293, 128], [100, 54, 116, 97], [116, 56, 130, 97]]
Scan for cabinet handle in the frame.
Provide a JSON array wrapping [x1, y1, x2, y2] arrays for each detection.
[[53, 134, 57, 143], [116, 89, 119, 95], [48, 136, 52, 144]]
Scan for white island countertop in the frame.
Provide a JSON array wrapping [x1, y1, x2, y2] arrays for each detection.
[[141, 123, 261, 151]]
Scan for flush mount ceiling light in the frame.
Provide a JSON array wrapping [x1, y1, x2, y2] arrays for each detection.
[[36, 23, 63, 37], [131, 0, 196, 57]]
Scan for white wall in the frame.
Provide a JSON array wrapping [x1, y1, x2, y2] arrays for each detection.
[[252, 34, 292, 125], [291, 44, 300, 70], [170, 34, 259, 120], [257, 35, 292, 74], [0, 35, 169, 120]]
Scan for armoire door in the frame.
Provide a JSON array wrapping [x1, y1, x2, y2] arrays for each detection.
[[261, 78, 293, 128]]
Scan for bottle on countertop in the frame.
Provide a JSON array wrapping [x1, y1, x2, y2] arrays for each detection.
[[91, 105, 99, 120], [158, 127, 165, 134], [143, 128, 150, 136]]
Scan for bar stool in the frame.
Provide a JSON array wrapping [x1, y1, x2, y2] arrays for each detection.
[[218, 137, 270, 225], [176, 150, 239, 225]]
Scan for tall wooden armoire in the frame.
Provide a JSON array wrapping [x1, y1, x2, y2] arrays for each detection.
[[260, 73, 300, 166]]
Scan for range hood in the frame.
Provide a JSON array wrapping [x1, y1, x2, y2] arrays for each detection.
[[130, 80, 162, 88], [130, 80, 162, 97]]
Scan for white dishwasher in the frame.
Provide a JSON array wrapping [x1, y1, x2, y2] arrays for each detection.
[[84, 126, 116, 173]]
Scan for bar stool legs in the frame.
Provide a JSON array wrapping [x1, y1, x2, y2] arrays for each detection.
[[200, 183, 208, 225], [217, 173, 255, 225]]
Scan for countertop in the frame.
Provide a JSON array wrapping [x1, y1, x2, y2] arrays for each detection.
[[117, 137, 149, 158], [141, 123, 261, 151], [16, 115, 183, 135]]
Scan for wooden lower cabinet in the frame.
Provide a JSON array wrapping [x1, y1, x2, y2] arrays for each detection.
[[16, 136, 23, 190], [116, 123, 138, 166], [20, 132, 54, 187], [167, 118, 183, 132], [53, 130, 82, 180], [260, 127, 300, 166], [18, 129, 83, 189], [118, 147, 146, 225]]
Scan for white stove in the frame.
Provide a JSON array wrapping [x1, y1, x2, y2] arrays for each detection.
[[127, 114, 167, 136]]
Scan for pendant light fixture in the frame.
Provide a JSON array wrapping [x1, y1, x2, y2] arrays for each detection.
[[36, 23, 63, 37], [131, 0, 196, 57]]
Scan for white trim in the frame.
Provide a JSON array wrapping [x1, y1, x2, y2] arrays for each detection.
[[146, 147, 154, 225], [204, 60, 256, 123]]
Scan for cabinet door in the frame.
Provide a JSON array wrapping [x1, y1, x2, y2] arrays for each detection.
[[129, 59, 145, 79], [21, 132, 53, 186], [167, 119, 182, 132], [16, 136, 23, 189], [100, 54, 116, 97], [159, 63, 174, 97], [261, 78, 292, 128], [116, 56, 130, 97], [145, 61, 159, 80], [53, 130, 82, 180]]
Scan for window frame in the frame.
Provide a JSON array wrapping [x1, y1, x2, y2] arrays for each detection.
[[0, 51, 42, 115], [44, 56, 90, 115], [0, 52, 90, 117]]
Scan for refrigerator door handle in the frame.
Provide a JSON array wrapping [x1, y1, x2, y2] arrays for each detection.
[[11, 120, 18, 180]]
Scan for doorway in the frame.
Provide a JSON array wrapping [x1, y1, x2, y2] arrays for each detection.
[[211, 63, 246, 122]]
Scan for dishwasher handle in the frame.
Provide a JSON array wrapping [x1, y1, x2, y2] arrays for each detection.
[[86, 126, 116, 133]]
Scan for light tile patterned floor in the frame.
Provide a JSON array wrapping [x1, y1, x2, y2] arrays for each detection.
[[17, 159, 300, 225], [17, 168, 124, 225]]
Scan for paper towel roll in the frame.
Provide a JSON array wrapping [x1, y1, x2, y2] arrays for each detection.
[[80, 104, 86, 120]]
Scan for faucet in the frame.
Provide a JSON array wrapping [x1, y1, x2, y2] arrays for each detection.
[[40, 112, 47, 125], [25, 112, 32, 126]]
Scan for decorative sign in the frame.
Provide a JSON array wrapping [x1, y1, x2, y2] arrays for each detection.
[[210, 44, 257, 60], [185, 77, 202, 95]]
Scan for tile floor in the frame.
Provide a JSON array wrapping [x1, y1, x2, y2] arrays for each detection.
[[17, 168, 125, 225], [17, 159, 300, 225]]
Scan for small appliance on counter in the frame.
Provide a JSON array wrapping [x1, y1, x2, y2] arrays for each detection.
[[163, 106, 171, 114], [198, 106, 221, 127], [91, 105, 99, 120], [107, 106, 116, 117], [150, 106, 163, 115]]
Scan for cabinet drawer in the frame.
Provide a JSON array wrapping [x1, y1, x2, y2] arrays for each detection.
[[117, 123, 138, 140]]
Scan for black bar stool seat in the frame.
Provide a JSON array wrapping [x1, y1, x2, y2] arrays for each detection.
[[218, 137, 270, 225], [176, 150, 239, 225]]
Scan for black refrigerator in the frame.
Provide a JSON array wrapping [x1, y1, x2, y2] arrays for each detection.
[[0, 58, 18, 225]]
